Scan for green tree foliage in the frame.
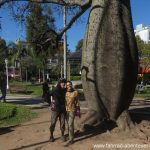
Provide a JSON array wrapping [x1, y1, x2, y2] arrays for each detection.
[[0, 38, 7, 75], [136, 35, 145, 58], [25, 4, 58, 80], [136, 36, 150, 71], [26, 3, 57, 57], [8, 42, 26, 67], [75, 39, 83, 51]]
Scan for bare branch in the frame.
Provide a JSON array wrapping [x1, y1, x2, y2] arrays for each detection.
[[58, 3, 90, 37], [0, 0, 91, 7], [41, 1, 91, 39]]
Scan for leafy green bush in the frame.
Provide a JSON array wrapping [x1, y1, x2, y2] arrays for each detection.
[[0, 103, 37, 127], [70, 76, 81, 81], [135, 87, 150, 99]]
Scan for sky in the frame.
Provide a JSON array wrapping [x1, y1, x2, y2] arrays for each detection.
[[0, 0, 150, 51]]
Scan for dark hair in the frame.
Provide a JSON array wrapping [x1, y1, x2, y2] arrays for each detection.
[[66, 81, 72, 85], [56, 78, 66, 88], [59, 78, 66, 83]]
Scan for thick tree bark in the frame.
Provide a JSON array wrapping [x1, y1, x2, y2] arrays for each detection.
[[81, 0, 138, 127]]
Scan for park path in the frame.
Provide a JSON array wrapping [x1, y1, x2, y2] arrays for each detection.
[[0, 96, 150, 150]]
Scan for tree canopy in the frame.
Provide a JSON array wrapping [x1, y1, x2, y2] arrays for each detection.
[[75, 39, 83, 51], [136, 36, 150, 72], [26, 3, 57, 56], [0, 0, 91, 38], [0, 38, 7, 79]]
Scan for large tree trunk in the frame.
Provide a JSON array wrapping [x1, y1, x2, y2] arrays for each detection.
[[81, 0, 138, 127]]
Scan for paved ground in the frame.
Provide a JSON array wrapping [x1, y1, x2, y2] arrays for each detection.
[[4, 95, 150, 112], [0, 95, 150, 150], [4, 95, 150, 123], [4, 95, 88, 110], [5, 95, 49, 108]]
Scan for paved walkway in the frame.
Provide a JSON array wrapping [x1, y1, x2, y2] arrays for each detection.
[[5, 95, 49, 108], [4, 95, 150, 113], [4, 95, 88, 110]]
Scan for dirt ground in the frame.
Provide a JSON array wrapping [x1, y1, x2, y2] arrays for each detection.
[[0, 106, 150, 150]]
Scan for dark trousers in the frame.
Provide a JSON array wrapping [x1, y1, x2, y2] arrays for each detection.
[[50, 110, 66, 133], [0, 85, 6, 101]]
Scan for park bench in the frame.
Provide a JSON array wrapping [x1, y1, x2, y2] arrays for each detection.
[[9, 84, 27, 94]]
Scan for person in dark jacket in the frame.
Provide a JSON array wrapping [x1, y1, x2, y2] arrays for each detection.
[[49, 78, 67, 142], [0, 73, 6, 102], [42, 79, 49, 103]]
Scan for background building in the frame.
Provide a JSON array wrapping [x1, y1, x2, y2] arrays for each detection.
[[134, 24, 150, 43]]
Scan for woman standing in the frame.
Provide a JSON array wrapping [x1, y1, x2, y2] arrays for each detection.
[[65, 81, 80, 146], [49, 78, 66, 142]]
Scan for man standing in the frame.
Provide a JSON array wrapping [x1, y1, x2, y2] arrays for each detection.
[[42, 79, 49, 103], [65, 81, 80, 146], [0, 73, 6, 102], [49, 78, 66, 142]]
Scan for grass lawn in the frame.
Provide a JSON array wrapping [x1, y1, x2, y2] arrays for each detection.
[[9, 81, 51, 97], [7, 80, 150, 98], [134, 88, 150, 99], [27, 84, 43, 96], [8, 80, 57, 97], [0, 103, 37, 128]]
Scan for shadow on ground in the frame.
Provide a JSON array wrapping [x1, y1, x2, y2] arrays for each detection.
[[11, 140, 50, 150], [0, 127, 15, 135], [6, 97, 47, 106], [130, 107, 150, 123]]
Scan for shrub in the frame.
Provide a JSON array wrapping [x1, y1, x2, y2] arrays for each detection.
[[0, 103, 37, 127], [70, 76, 81, 81]]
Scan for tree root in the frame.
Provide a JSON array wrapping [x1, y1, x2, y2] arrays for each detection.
[[77, 110, 100, 131], [116, 110, 134, 132], [77, 109, 150, 142], [111, 110, 149, 141]]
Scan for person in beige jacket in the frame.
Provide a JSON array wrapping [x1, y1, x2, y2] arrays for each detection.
[[65, 81, 80, 146]]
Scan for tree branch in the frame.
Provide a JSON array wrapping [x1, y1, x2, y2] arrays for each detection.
[[26, 0, 91, 41], [40, 1, 91, 42], [58, 2, 91, 37], [0, 0, 91, 7], [0, 0, 91, 47]]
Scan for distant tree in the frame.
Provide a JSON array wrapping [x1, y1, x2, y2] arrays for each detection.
[[9, 42, 25, 67], [26, 3, 57, 56], [75, 39, 83, 51], [136, 36, 150, 72], [0, 38, 7, 76], [140, 44, 150, 73], [136, 36, 145, 58], [26, 3, 58, 81]]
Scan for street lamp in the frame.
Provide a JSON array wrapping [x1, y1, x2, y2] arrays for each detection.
[[63, 6, 67, 79], [5, 58, 9, 89]]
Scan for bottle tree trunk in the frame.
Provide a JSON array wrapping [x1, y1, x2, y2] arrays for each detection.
[[81, 0, 138, 128]]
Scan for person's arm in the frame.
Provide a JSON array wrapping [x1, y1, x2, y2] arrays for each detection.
[[47, 88, 54, 105], [75, 91, 80, 107]]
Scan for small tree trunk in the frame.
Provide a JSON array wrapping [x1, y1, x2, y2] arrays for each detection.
[[43, 69, 45, 82]]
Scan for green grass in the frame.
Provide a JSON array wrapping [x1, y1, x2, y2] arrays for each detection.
[[0, 103, 37, 128], [70, 76, 81, 81], [134, 88, 150, 99], [8, 81, 55, 96], [27, 84, 43, 96], [8, 81, 43, 96], [9, 80, 29, 85]]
